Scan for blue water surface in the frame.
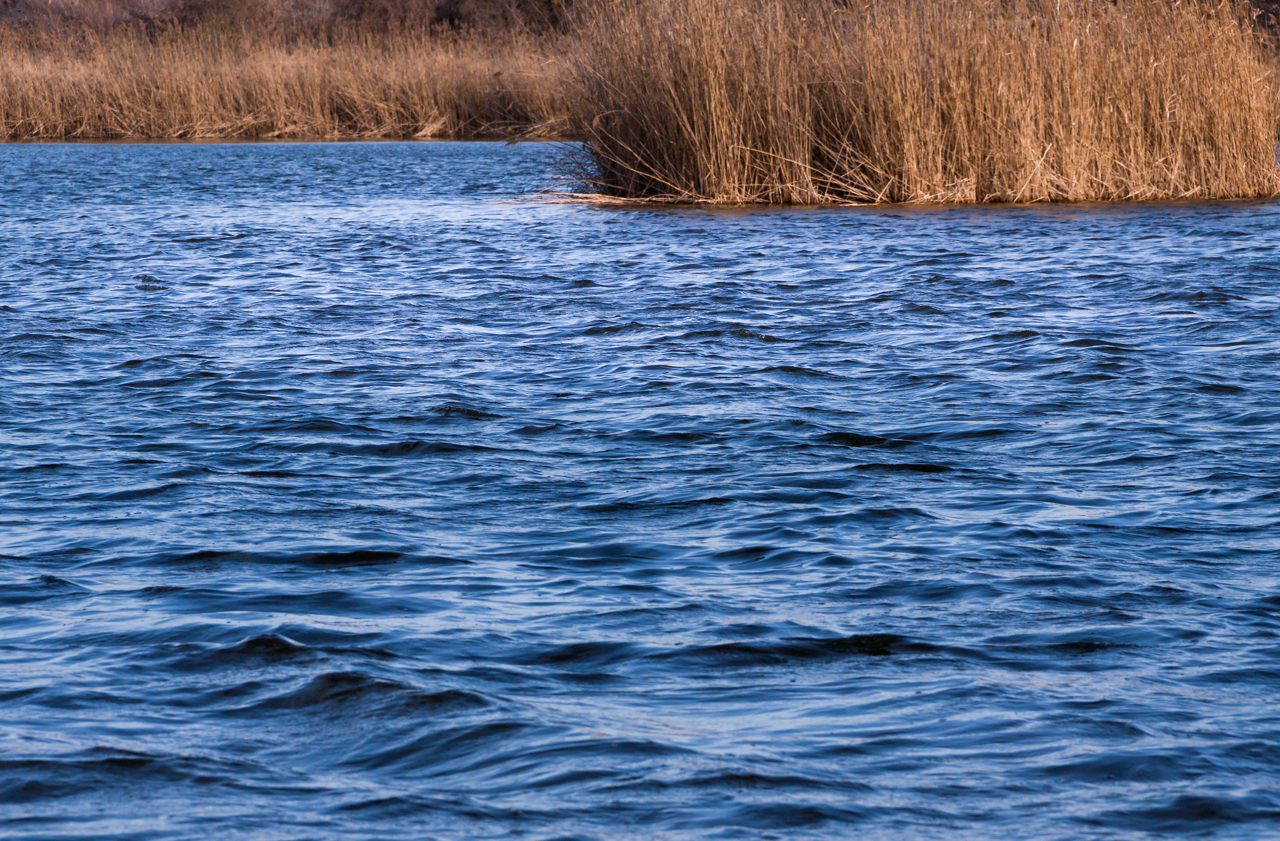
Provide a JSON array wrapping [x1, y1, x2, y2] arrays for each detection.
[[2, 141, 1279, 839]]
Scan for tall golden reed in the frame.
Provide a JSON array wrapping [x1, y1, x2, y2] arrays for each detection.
[[0, 24, 568, 139], [567, 0, 1280, 203]]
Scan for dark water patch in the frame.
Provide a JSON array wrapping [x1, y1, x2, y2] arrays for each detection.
[[71, 482, 187, 502], [345, 440, 497, 457], [251, 417, 381, 435], [580, 495, 734, 514], [1095, 793, 1280, 833], [243, 672, 490, 714], [669, 801, 873, 831], [12, 462, 73, 472], [222, 633, 313, 659], [1039, 750, 1207, 783], [429, 402, 501, 420], [854, 462, 953, 474], [0, 749, 263, 803], [755, 364, 844, 380], [819, 431, 890, 448], [0, 575, 94, 606], [653, 633, 929, 668], [517, 640, 644, 672], [613, 771, 875, 795], [143, 548, 410, 569], [840, 578, 1005, 604], [580, 320, 650, 336]]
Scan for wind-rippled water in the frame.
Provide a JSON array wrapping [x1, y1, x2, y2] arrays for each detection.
[[3, 141, 1279, 840]]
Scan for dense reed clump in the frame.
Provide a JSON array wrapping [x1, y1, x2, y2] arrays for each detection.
[[0, 22, 568, 139], [568, 0, 1280, 203]]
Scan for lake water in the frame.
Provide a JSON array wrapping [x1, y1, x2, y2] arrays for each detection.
[[2, 141, 1279, 839]]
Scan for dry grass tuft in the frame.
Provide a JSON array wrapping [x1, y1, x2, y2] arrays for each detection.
[[567, 0, 1280, 203]]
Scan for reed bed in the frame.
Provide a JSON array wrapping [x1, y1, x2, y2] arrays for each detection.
[[0, 25, 569, 139], [4, 0, 1279, 202], [567, 0, 1280, 203]]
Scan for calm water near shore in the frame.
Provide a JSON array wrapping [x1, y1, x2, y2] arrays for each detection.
[[2, 141, 1279, 839]]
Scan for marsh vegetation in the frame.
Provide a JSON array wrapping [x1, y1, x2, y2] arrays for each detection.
[[3, 0, 1278, 202], [570, 0, 1280, 202], [0, 0, 569, 139]]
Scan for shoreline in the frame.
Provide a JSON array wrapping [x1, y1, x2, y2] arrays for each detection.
[[8, 137, 1279, 213], [0, 134, 568, 144], [4, 0, 1279, 204]]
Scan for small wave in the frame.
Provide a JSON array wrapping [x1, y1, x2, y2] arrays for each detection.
[[670, 801, 871, 830], [341, 720, 542, 775], [429, 402, 501, 420], [518, 640, 643, 671], [653, 633, 929, 667], [614, 770, 874, 794], [120, 377, 195, 389], [253, 417, 379, 434], [159, 549, 407, 568], [580, 320, 648, 336], [0, 748, 259, 802], [351, 440, 495, 457], [224, 633, 311, 658], [985, 329, 1042, 341], [12, 462, 71, 472], [754, 364, 844, 380], [842, 579, 1003, 603], [0, 575, 93, 607], [1100, 793, 1280, 832], [581, 496, 733, 514], [677, 326, 780, 342], [1039, 750, 1199, 783], [820, 431, 888, 447], [854, 462, 953, 474], [1144, 288, 1246, 303], [513, 423, 562, 435], [245, 672, 489, 714], [72, 483, 185, 502]]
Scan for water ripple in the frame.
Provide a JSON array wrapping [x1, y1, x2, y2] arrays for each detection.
[[1, 141, 1279, 840]]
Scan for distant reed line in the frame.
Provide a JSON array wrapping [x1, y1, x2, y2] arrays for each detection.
[[3, 0, 1279, 203], [0, 26, 569, 140]]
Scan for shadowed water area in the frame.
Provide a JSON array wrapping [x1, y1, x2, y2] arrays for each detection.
[[2, 141, 1279, 839]]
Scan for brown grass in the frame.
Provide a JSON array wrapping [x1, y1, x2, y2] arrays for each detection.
[[0, 23, 569, 140], [567, 0, 1280, 203]]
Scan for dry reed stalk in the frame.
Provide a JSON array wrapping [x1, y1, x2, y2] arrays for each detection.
[[567, 0, 1280, 203], [0, 24, 569, 139]]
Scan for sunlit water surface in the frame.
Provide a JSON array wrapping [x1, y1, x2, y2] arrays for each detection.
[[2, 141, 1279, 840]]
